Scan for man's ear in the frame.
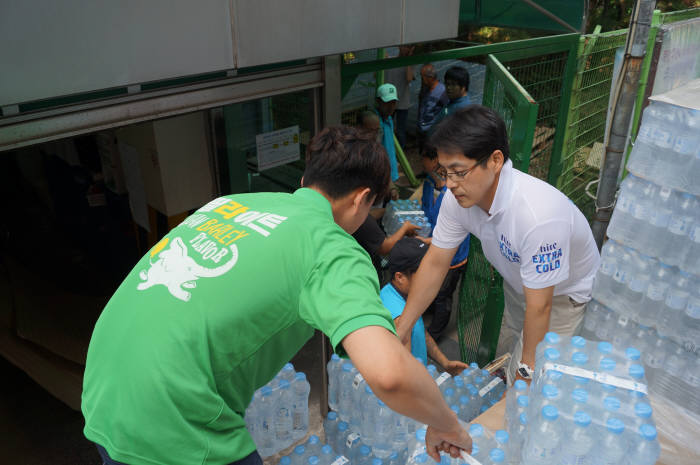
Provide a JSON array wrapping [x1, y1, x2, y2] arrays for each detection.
[[491, 150, 505, 172], [353, 187, 373, 209], [300, 176, 305, 187]]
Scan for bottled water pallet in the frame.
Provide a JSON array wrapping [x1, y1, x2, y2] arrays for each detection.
[[326, 356, 506, 465], [245, 363, 311, 458], [508, 332, 660, 465], [382, 200, 432, 237]]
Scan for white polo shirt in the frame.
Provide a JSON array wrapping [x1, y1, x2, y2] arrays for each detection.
[[432, 159, 600, 303]]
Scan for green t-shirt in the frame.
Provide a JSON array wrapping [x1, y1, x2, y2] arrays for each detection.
[[82, 188, 395, 465]]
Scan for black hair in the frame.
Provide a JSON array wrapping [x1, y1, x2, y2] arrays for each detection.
[[304, 126, 390, 201], [444, 66, 470, 91], [429, 105, 510, 163], [421, 145, 438, 160]]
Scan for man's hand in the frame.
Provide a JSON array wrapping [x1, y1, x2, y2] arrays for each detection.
[[443, 360, 470, 376], [393, 315, 412, 352], [395, 316, 413, 346], [425, 421, 472, 462], [400, 221, 421, 237]]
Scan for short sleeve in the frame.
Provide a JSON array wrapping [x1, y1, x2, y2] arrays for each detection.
[[520, 220, 571, 289], [431, 191, 470, 250], [298, 243, 396, 356]]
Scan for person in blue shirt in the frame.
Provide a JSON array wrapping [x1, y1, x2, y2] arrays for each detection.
[[374, 83, 400, 184], [380, 238, 469, 375], [419, 147, 470, 340], [417, 64, 449, 154], [444, 66, 471, 115]]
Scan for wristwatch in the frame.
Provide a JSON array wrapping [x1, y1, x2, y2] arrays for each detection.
[[517, 361, 534, 380]]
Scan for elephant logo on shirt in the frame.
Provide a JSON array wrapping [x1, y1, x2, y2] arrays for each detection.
[[137, 237, 238, 302]]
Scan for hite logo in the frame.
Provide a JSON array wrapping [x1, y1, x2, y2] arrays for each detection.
[[499, 234, 520, 263], [532, 242, 562, 273]]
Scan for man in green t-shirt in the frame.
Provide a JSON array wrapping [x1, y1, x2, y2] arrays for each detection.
[[82, 126, 471, 465]]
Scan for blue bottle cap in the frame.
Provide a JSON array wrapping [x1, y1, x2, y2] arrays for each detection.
[[489, 448, 506, 463], [414, 454, 428, 464], [544, 348, 561, 361], [450, 405, 460, 415], [606, 418, 625, 434], [294, 445, 305, 455], [389, 452, 398, 459], [427, 364, 438, 373], [365, 385, 373, 394], [514, 379, 528, 391], [284, 362, 294, 370], [308, 457, 319, 465], [542, 384, 559, 399], [572, 351, 589, 365], [467, 384, 478, 396], [597, 341, 613, 354], [308, 435, 320, 444], [331, 353, 340, 361], [517, 395, 530, 407], [337, 421, 348, 431], [481, 369, 490, 378], [640, 424, 657, 440], [474, 376, 484, 385], [454, 377, 464, 387], [360, 445, 370, 456], [459, 395, 469, 405], [416, 427, 427, 441], [571, 336, 586, 348], [327, 411, 337, 420], [519, 412, 528, 425], [342, 363, 352, 372], [445, 388, 455, 397], [542, 405, 559, 420], [471, 444, 480, 456], [626, 347, 641, 361], [321, 445, 333, 455], [495, 430, 509, 445], [548, 371, 563, 382], [280, 457, 291, 465], [604, 396, 621, 411], [629, 364, 645, 379], [469, 423, 484, 437], [377, 399, 385, 407], [572, 389, 588, 403], [295, 372, 307, 381], [600, 357, 617, 371], [544, 332, 561, 344], [573, 411, 592, 427], [278, 379, 290, 389], [470, 362, 479, 369], [635, 402, 652, 419], [261, 386, 273, 396]]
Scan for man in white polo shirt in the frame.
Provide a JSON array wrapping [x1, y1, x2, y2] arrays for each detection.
[[395, 105, 600, 385]]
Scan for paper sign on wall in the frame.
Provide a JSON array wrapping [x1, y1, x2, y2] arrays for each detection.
[[256, 125, 300, 171]]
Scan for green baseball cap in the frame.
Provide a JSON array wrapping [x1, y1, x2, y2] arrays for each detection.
[[376, 83, 398, 102]]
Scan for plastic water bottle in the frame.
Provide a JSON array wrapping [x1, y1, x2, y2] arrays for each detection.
[[335, 421, 349, 456], [274, 380, 294, 449], [521, 405, 561, 465], [662, 192, 698, 266], [392, 410, 409, 455], [506, 380, 528, 422], [637, 263, 673, 327], [280, 456, 292, 465], [628, 103, 664, 178], [350, 372, 367, 432], [608, 247, 634, 312], [558, 411, 593, 465], [279, 363, 296, 382], [427, 365, 439, 380], [291, 445, 306, 465], [373, 399, 394, 459], [608, 176, 642, 245], [319, 445, 335, 465], [305, 435, 322, 459], [623, 253, 654, 319], [628, 424, 661, 465], [658, 270, 692, 337], [468, 424, 487, 463], [323, 412, 338, 450], [510, 412, 527, 462], [637, 186, 676, 258], [360, 385, 376, 445], [665, 108, 700, 190], [327, 354, 342, 411], [258, 386, 276, 457], [357, 445, 372, 465], [292, 373, 310, 440], [598, 418, 628, 465], [683, 207, 700, 275], [486, 448, 505, 465], [681, 288, 700, 352], [343, 432, 362, 461], [338, 363, 355, 421]]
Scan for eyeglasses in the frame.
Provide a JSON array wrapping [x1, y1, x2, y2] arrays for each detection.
[[437, 157, 488, 181]]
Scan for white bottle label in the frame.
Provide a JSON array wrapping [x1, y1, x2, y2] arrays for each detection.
[[649, 209, 671, 227], [332, 456, 349, 465], [632, 203, 647, 220], [674, 136, 694, 154], [646, 282, 668, 301], [617, 195, 633, 213], [690, 225, 700, 243], [613, 269, 628, 283], [666, 291, 688, 310], [541, 362, 648, 394], [353, 373, 364, 389], [617, 315, 629, 328], [436, 372, 452, 386], [346, 432, 360, 448], [668, 216, 691, 235], [460, 452, 483, 465], [654, 128, 673, 148], [478, 377, 502, 397]]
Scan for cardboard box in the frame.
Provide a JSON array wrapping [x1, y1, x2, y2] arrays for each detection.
[[115, 112, 215, 216]]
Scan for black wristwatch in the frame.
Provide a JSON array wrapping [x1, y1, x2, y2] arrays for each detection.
[[517, 361, 533, 380]]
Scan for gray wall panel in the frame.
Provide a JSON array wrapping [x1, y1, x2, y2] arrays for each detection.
[[403, 0, 460, 44]]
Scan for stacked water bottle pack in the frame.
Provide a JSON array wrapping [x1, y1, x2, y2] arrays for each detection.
[[279, 434, 350, 465], [382, 200, 432, 237], [506, 332, 660, 465], [325, 355, 506, 464], [245, 363, 311, 457], [403, 423, 510, 465]]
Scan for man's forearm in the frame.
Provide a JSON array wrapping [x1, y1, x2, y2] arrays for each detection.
[[425, 331, 449, 368], [521, 303, 552, 367]]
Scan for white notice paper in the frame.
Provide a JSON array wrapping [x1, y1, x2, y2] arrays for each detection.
[[256, 125, 300, 171]]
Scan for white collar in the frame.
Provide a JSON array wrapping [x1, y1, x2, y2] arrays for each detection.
[[487, 159, 514, 217]]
